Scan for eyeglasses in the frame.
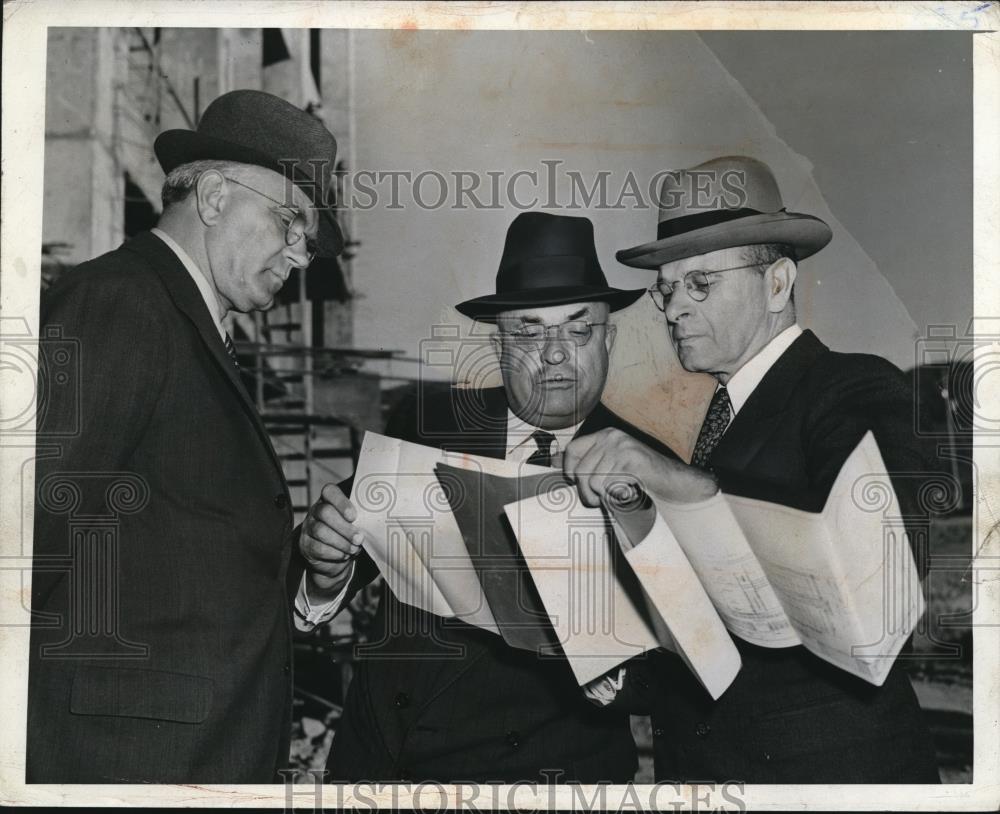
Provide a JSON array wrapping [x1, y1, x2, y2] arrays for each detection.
[[647, 263, 762, 311], [499, 320, 608, 348], [222, 176, 318, 265]]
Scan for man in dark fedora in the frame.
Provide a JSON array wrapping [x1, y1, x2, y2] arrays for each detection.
[[297, 211, 675, 782], [28, 89, 353, 783], [562, 156, 940, 782]]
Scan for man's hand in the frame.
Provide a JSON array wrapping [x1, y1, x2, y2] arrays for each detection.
[[300, 484, 366, 601], [563, 428, 719, 508]]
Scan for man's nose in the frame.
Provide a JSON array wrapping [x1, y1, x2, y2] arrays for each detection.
[[282, 240, 311, 270], [663, 288, 693, 322], [540, 333, 570, 364]]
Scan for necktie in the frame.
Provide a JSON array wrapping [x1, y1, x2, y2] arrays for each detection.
[[526, 430, 556, 467], [691, 387, 732, 470], [224, 332, 240, 371]]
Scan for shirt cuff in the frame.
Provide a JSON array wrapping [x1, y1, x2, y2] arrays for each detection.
[[293, 564, 354, 632], [582, 666, 627, 706]]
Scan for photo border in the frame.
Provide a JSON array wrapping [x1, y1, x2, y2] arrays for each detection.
[[2, 1, 997, 809]]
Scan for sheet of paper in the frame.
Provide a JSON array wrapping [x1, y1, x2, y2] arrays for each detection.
[[435, 462, 569, 652], [505, 489, 661, 685], [619, 512, 742, 699], [726, 432, 925, 685], [349, 432, 497, 631], [824, 432, 925, 679], [653, 494, 801, 648]]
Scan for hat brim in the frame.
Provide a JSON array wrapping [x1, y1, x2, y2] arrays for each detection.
[[455, 285, 645, 322], [615, 211, 832, 269], [154, 130, 344, 257]]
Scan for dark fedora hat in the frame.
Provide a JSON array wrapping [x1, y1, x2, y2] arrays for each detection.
[[154, 89, 343, 257], [616, 156, 832, 269], [455, 212, 645, 322]]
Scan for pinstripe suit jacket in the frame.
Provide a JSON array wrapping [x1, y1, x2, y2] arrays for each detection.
[[28, 232, 297, 783]]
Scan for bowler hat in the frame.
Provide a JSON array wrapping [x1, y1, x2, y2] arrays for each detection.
[[616, 156, 832, 269], [154, 89, 343, 257], [455, 212, 645, 322]]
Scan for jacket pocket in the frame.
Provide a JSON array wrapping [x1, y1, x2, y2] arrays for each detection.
[[70, 665, 214, 724]]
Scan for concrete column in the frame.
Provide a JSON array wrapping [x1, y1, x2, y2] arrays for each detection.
[[43, 28, 124, 265], [224, 29, 263, 94], [319, 28, 355, 348]]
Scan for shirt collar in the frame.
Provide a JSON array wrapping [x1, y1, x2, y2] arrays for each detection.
[[504, 409, 584, 460], [724, 324, 803, 415], [151, 227, 226, 339]]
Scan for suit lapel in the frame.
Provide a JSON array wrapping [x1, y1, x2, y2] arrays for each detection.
[[712, 330, 827, 473], [127, 232, 287, 481]]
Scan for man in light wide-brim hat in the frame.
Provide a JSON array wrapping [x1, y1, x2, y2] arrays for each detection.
[[561, 156, 940, 784]]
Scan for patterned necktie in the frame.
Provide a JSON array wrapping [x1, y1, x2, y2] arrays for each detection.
[[526, 430, 556, 467], [224, 332, 240, 371], [691, 386, 732, 470]]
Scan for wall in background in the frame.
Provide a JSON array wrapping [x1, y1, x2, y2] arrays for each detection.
[[348, 30, 969, 451]]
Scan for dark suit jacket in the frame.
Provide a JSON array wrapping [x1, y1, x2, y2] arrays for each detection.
[[325, 386, 677, 783], [624, 330, 940, 783], [27, 232, 297, 783]]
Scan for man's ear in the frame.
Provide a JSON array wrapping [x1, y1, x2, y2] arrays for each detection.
[[195, 170, 228, 227], [604, 322, 617, 356], [490, 329, 502, 366], [766, 258, 797, 313]]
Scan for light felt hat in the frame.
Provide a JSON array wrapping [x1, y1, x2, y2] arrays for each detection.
[[616, 156, 832, 269]]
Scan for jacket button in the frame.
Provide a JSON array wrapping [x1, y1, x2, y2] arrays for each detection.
[[282, 661, 291, 675], [399, 768, 412, 781], [652, 727, 665, 738], [505, 730, 520, 748], [274, 494, 288, 510], [394, 692, 410, 708], [695, 722, 710, 737]]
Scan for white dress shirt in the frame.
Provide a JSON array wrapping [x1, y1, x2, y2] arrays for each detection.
[[724, 323, 802, 415], [294, 409, 584, 631]]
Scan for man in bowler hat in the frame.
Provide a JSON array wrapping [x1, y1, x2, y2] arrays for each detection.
[[297, 212, 676, 782], [561, 156, 939, 783], [28, 90, 353, 783]]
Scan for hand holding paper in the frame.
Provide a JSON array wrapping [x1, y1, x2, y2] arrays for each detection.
[[562, 426, 719, 507], [300, 483, 366, 598]]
